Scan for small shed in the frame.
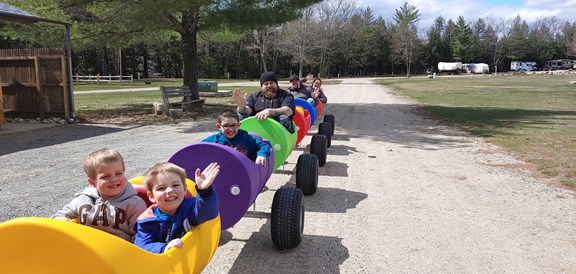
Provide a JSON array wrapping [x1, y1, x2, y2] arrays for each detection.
[[0, 48, 70, 120], [0, 3, 74, 123]]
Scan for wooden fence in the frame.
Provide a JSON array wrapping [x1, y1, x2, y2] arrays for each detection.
[[73, 74, 133, 84], [0, 48, 70, 120]]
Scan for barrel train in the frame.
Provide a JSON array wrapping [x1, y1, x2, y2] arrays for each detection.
[[0, 98, 335, 273]]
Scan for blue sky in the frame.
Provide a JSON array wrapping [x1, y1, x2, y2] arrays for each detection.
[[357, 0, 576, 30], [484, 0, 523, 6]]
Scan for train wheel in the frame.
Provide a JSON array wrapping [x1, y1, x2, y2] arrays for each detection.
[[323, 114, 335, 136], [318, 122, 332, 148], [296, 153, 319, 194], [271, 187, 305, 250], [309, 134, 327, 167]]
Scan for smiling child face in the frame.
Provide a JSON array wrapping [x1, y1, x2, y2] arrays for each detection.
[[88, 160, 126, 200], [147, 171, 187, 215], [217, 117, 240, 139]]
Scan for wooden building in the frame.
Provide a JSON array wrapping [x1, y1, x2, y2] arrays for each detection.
[[0, 3, 74, 125]]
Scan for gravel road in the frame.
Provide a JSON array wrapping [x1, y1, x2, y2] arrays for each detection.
[[1, 78, 575, 273]]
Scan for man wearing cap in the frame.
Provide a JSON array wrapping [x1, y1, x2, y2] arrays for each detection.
[[287, 74, 322, 107], [232, 71, 296, 133]]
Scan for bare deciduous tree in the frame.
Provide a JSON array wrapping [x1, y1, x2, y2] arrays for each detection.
[[246, 28, 281, 73], [311, 0, 357, 76], [484, 16, 510, 72], [278, 21, 313, 77]]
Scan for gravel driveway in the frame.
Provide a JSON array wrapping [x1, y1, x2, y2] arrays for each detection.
[[1, 78, 575, 273]]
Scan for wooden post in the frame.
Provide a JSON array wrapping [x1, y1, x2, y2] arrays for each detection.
[[61, 56, 70, 120], [0, 77, 4, 127], [118, 47, 122, 83], [34, 56, 46, 120]]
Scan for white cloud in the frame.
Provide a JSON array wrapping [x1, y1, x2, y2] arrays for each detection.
[[357, 0, 576, 29]]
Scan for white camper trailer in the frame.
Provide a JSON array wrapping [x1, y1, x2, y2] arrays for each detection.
[[510, 61, 537, 71], [438, 62, 463, 73], [463, 63, 489, 74]]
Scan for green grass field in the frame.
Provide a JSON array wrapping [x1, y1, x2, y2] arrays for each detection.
[[73, 77, 341, 114], [375, 74, 576, 188], [72, 78, 341, 92], [72, 78, 241, 91], [74, 87, 242, 115]]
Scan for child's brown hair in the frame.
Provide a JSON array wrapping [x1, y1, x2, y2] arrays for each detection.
[[143, 162, 187, 192], [217, 110, 240, 124]]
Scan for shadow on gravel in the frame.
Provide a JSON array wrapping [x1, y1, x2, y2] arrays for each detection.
[[326, 143, 357, 156], [323, 102, 472, 150], [330, 134, 351, 142], [292, 146, 310, 152], [219, 230, 235, 247], [319, 162, 348, 177], [279, 162, 364, 214], [304, 187, 367, 214], [222, 219, 348, 273], [273, 169, 294, 176], [0, 124, 134, 156]]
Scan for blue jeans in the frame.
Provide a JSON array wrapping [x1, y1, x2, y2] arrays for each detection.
[[238, 113, 248, 121], [277, 114, 295, 133], [238, 113, 294, 134], [307, 98, 317, 107]]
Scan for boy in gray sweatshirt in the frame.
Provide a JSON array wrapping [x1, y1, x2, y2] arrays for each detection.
[[52, 147, 147, 242]]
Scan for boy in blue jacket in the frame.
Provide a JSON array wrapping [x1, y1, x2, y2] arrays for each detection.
[[202, 110, 271, 167], [134, 162, 220, 254]]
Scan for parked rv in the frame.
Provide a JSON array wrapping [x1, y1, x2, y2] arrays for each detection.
[[544, 59, 574, 71], [510, 61, 537, 72]]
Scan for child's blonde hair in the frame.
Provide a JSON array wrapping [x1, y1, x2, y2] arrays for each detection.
[[82, 148, 125, 180], [143, 162, 187, 192]]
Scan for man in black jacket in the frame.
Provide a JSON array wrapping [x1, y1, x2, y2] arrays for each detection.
[[287, 74, 316, 107], [232, 71, 296, 133]]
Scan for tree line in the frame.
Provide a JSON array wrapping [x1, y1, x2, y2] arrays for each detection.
[[2, 0, 576, 82]]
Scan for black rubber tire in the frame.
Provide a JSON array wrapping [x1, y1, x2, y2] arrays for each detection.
[[271, 187, 305, 250], [318, 122, 332, 148], [296, 153, 319, 194], [323, 114, 335, 135], [309, 134, 327, 167]]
